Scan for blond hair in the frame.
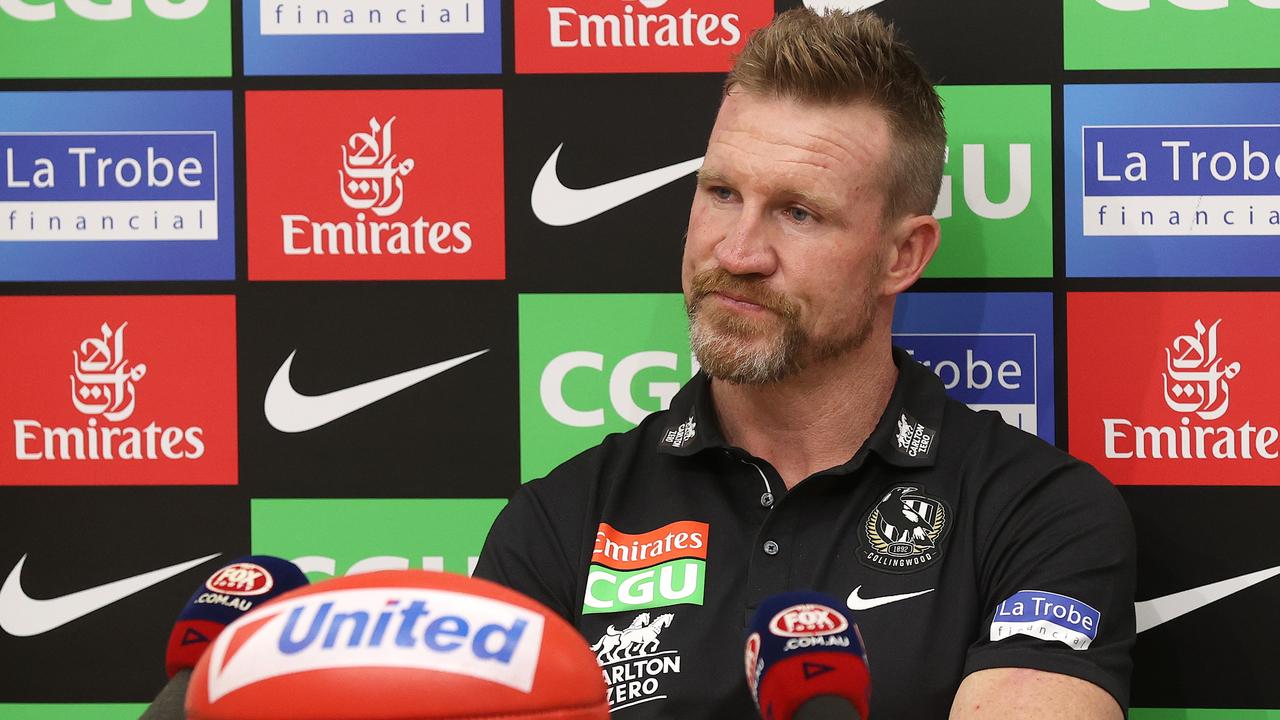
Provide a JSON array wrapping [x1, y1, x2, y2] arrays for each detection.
[[726, 8, 945, 221]]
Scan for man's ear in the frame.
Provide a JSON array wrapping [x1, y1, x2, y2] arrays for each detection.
[[880, 214, 941, 296]]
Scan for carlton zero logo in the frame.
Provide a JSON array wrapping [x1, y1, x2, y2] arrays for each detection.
[[583, 521, 709, 614], [1069, 293, 1280, 485], [515, 0, 773, 73], [247, 90, 503, 281], [0, 296, 236, 485]]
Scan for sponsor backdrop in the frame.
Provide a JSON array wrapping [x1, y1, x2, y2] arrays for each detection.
[[0, 0, 1277, 717]]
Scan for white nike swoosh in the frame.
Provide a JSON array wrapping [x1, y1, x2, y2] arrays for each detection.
[[264, 349, 488, 433], [846, 585, 935, 611], [1135, 563, 1280, 634], [530, 143, 704, 227], [0, 553, 219, 637]]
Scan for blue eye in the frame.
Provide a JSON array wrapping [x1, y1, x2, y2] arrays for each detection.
[[710, 186, 733, 201], [787, 207, 812, 223]]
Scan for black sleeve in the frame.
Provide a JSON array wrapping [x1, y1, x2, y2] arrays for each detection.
[[472, 482, 581, 623], [963, 455, 1137, 709]]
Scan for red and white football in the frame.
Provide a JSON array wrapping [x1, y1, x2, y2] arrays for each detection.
[[186, 569, 609, 719]]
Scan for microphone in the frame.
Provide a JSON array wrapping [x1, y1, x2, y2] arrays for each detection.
[[139, 556, 310, 720], [745, 592, 871, 720]]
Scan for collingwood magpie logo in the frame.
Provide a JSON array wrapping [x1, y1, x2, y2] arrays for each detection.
[[859, 485, 950, 574]]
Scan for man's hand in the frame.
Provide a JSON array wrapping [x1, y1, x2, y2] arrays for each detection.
[[949, 668, 1122, 719]]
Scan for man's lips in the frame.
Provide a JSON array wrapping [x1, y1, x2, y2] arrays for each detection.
[[711, 291, 769, 312]]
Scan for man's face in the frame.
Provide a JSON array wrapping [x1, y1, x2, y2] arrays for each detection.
[[682, 90, 895, 385]]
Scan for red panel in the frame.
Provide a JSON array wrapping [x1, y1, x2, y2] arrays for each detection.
[[1068, 292, 1280, 485], [0, 295, 237, 485], [515, 0, 774, 74], [246, 89, 505, 281]]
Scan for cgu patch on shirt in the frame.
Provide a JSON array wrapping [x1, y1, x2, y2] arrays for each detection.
[[990, 590, 1100, 650], [583, 521, 709, 614]]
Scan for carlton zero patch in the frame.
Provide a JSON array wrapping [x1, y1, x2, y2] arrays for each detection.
[[859, 485, 951, 574], [246, 90, 503, 281], [583, 521, 708, 614], [990, 590, 1100, 651], [590, 610, 683, 711], [0, 295, 237, 486]]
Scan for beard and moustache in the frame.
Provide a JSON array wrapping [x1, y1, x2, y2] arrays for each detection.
[[685, 262, 883, 386]]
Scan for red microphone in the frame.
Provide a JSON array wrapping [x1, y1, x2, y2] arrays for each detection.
[[746, 592, 871, 720]]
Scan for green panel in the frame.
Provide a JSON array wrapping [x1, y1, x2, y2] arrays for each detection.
[[926, 85, 1053, 278], [1130, 711, 1280, 719], [519, 293, 694, 482], [1065, 0, 1280, 70], [251, 498, 506, 580], [0, 1, 231, 78], [0, 705, 147, 719], [582, 558, 706, 614]]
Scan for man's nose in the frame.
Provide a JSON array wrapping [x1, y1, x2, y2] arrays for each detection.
[[713, 209, 777, 277]]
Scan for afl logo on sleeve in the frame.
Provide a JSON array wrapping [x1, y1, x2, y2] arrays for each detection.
[[858, 486, 951, 574]]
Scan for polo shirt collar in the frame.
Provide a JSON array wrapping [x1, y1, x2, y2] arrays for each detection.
[[655, 346, 947, 468]]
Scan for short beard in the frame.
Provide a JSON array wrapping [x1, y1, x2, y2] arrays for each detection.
[[685, 263, 881, 385]]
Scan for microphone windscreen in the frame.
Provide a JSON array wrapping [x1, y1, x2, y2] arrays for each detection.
[[165, 555, 309, 676], [745, 591, 870, 720]]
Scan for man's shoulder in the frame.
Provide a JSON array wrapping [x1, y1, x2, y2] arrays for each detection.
[[525, 406, 682, 498], [939, 396, 1111, 490]]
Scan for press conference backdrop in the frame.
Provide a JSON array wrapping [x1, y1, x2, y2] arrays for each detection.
[[0, 0, 1277, 717]]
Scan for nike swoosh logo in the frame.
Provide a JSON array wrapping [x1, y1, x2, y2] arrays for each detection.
[[0, 553, 219, 637], [846, 585, 935, 611], [531, 143, 703, 227], [264, 349, 488, 433], [1136, 563, 1280, 634]]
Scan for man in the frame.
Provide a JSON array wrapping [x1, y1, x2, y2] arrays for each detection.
[[476, 8, 1135, 718]]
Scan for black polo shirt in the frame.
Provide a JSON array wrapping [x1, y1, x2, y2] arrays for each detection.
[[475, 348, 1136, 718]]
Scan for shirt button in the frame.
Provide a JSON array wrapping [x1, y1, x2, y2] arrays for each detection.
[[760, 492, 774, 508], [763, 540, 780, 555]]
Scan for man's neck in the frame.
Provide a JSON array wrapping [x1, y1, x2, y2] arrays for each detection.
[[710, 337, 897, 490]]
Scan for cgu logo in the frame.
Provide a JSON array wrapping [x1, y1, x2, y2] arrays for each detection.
[[585, 562, 700, 609], [934, 144, 1033, 220], [292, 555, 480, 579], [0, 0, 208, 20], [541, 351, 698, 427], [1097, 0, 1280, 8]]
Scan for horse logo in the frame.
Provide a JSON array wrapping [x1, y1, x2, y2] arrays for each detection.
[[589, 612, 675, 663]]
